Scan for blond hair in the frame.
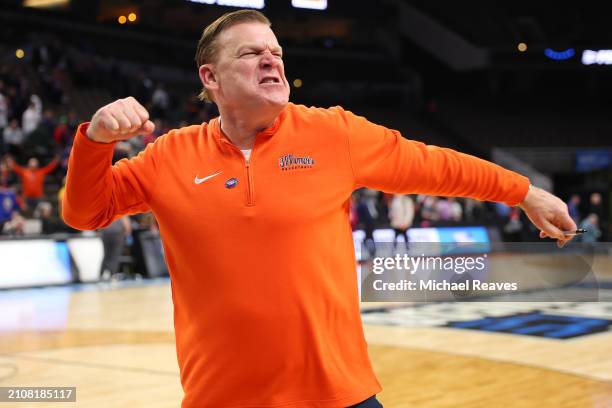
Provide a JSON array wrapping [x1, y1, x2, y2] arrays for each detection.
[[195, 9, 271, 102]]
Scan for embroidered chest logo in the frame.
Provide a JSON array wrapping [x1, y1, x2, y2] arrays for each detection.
[[278, 154, 315, 171]]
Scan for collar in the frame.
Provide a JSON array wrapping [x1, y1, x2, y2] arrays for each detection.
[[210, 105, 287, 149]]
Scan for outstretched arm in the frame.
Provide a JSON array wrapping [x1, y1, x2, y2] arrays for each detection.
[[6, 156, 24, 175], [40, 156, 60, 174], [340, 107, 574, 246]]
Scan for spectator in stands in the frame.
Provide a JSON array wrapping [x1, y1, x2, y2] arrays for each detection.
[[434, 197, 463, 223], [133, 70, 154, 103], [126, 135, 145, 155], [356, 189, 379, 257], [3, 119, 24, 158], [22, 97, 41, 135], [151, 83, 170, 119], [448, 197, 463, 222], [136, 212, 159, 233], [503, 207, 523, 241], [59, 143, 72, 176], [34, 201, 62, 234], [7, 155, 59, 210], [0, 187, 23, 235], [493, 201, 511, 219], [31, 94, 43, 115], [53, 116, 72, 148], [40, 109, 57, 136], [24, 120, 57, 160], [420, 196, 439, 227], [588, 192, 604, 221], [463, 198, 484, 223], [0, 157, 17, 188], [6, 85, 26, 125], [567, 194, 581, 224], [54, 112, 80, 156], [588, 192, 606, 240], [389, 194, 414, 250], [100, 216, 132, 281], [435, 197, 453, 222], [0, 81, 8, 135], [579, 213, 601, 243]]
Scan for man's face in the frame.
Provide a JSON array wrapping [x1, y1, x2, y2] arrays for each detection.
[[202, 22, 290, 111]]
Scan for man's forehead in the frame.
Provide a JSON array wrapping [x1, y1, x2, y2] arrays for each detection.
[[219, 22, 279, 49]]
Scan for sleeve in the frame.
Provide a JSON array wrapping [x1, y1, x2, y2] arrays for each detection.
[[342, 108, 530, 206], [11, 162, 24, 176], [62, 123, 161, 230], [40, 158, 59, 174]]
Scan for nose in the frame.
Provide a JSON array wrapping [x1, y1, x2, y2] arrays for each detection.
[[259, 50, 279, 69]]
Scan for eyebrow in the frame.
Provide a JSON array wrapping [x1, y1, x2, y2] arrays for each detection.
[[236, 44, 283, 55]]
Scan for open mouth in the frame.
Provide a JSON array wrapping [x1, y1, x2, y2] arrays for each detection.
[[259, 76, 281, 84]]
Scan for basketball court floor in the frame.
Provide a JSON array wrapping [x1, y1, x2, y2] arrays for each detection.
[[1, 254, 612, 407]]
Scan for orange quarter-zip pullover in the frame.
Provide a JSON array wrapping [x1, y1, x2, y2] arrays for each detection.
[[63, 103, 529, 407]]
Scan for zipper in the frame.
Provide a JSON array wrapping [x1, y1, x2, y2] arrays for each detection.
[[224, 143, 256, 207], [217, 117, 269, 207], [245, 158, 255, 206]]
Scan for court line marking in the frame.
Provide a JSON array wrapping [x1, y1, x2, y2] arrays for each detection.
[[365, 334, 612, 384], [0, 353, 179, 377]]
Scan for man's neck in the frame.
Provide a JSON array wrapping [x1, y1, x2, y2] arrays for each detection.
[[218, 107, 281, 150]]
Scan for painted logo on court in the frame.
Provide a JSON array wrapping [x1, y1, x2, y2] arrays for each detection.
[[447, 312, 612, 339], [361, 294, 612, 340]]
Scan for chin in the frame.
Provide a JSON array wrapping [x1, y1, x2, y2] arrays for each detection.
[[261, 93, 289, 108]]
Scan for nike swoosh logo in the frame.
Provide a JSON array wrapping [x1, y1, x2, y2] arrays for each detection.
[[194, 171, 223, 185]]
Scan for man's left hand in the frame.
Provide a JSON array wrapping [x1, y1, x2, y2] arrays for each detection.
[[519, 185, 577, 247]]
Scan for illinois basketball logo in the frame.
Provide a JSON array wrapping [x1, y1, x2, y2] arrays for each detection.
[[278, 154, 315, 171]]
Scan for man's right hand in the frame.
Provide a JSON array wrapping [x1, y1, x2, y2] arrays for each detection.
[[519, 185, 577, 248], [86, 97, 155, 143]]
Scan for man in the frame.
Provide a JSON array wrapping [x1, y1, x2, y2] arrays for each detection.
[[3, 118, 24, 158], [0, 186, 21, 234], [0, 157, 18, 188], [8, 156, 59, 211], [579, 213, 601, 243], [22, 97, 42, 135], [99, 216, 132, 281], [388, 194, 414, 249], [567, 193, 581, 224], [63, 10, 576, 408]]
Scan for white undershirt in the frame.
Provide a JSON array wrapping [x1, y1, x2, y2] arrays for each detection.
[[219, 117, 253, 162], [241, 149, 252, 162]]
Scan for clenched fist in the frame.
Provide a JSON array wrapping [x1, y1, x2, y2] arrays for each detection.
[[86, 97, 155, 143]]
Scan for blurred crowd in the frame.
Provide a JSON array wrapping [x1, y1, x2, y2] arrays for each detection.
[[350, 189, 606, 244], [0, 33, 216, 240], [567, 192, 604, 243], [0, 33, 608, 273]]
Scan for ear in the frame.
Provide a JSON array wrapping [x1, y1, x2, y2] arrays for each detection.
[[199, 64, 219, 94]]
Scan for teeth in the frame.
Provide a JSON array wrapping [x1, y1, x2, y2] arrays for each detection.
[[262, 78, 277, 84]]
